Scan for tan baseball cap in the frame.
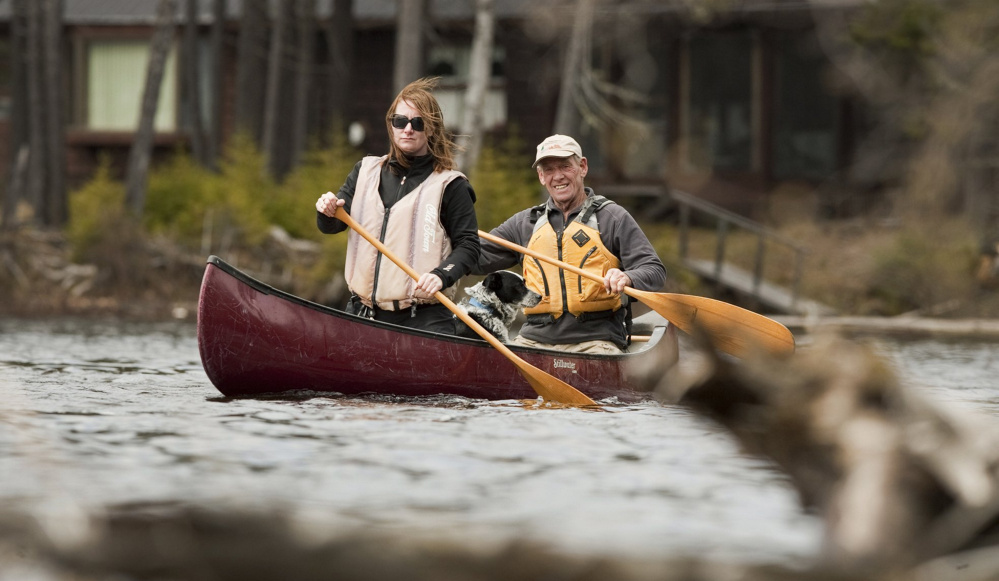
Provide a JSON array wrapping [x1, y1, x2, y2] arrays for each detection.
[[532, 134, 583, 168]]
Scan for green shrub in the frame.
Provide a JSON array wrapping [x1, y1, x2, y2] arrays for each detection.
[[145, 134, 276, 252], [211, 133, 277, 248], [67, 157, 150, 290], [272, 135, 362, 304], [67, 157, 128, 262], [145, 149, 220, 248], [274, 134, 361, 241]]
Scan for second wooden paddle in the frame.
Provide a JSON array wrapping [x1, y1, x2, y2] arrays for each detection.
[[478, 230, 795, 358]]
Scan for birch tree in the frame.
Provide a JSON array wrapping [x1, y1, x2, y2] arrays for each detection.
[[125, 0, 177, 215], [2, 0, 28, 230], [325, 0, 354, 134], [455, 0, 494, 173], [262, 0, 291, 176], [42, 0, 66, 227], [290, 0, 317, 168], [207, 0, 226, 166], [553, 0, 596, 136], [235, 0, 268, 140], [24, 0, 45, 220], [393, 0, 427, 93], [183, 0, 207, 166]]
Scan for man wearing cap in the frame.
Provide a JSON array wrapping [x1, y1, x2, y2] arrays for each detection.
[[475, 134, 666, 354]]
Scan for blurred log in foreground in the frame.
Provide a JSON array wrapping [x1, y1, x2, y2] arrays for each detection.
[[659, 332, 999, 574], [0, 504, 857, 581]]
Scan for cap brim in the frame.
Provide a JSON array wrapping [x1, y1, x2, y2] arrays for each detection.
[[531, 151, 575, 168]]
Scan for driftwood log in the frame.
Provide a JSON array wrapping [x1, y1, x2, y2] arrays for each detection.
[[657, 331, 999, 573]]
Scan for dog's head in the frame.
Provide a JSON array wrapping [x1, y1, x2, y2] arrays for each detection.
[[481, 271, 541, 308]]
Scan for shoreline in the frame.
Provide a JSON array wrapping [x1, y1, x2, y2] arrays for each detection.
[[633, 310, 999, 340], [773, 315, 999, 338]]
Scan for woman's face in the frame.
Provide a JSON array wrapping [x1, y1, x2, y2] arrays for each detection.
[[390, 99, 429, 157]]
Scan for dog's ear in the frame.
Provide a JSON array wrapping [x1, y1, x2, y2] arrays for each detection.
[[484, 272, 503, 291]]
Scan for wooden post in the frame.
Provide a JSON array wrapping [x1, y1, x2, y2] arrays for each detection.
[[678, 201, 690, 260], [713, 219, 728, 293], [752, 233, 765, 297]]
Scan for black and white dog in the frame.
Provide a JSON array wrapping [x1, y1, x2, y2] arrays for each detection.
[[454, 271, 542, 342]]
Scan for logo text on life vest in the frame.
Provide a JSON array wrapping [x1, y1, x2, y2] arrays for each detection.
[[422, 204, 438, 252]]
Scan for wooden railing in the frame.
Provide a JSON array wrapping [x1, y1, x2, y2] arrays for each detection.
[[671, 189, 808, 311]]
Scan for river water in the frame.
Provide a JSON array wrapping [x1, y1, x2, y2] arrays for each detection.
[[0, 317, 996, 569]]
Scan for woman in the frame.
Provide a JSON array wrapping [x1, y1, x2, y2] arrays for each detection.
[[315, 77, 479, 334]]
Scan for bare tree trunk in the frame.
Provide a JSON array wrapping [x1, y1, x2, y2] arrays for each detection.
[[553, 0, 596, 136], [184, 0, 207, 165], [290, 0, 316, 167], [24, 0, 46, 223], [235, 0, 268, 140], [3, 0, 29, 230], [42, 0, 66, 227], [455, 0, 494, 173], [325, 0, 353, 136], [126, 0, 177, 216], [393, 0, 427, 94], [262, 0, 290, 176], [207, 0, 226, 166]]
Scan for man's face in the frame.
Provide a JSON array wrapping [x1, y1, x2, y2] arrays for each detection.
[[536, 155, 588, 210], [391, 99, 429, 157]]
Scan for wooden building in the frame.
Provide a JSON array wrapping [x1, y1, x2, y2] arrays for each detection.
[[0, 0, 871, 218]]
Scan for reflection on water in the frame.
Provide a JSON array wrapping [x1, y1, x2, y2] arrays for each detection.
[[1, 319, 996, 567]]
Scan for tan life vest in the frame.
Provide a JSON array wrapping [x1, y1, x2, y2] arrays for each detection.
[[522, 195, 622, 319], [344, 155, 464, 310]]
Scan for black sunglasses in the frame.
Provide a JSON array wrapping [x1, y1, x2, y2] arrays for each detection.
[[389, 114, 425, 132]]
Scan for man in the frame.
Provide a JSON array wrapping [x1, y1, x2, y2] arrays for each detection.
[[315, 77, 479, 334], [476, 134, 666, 354]]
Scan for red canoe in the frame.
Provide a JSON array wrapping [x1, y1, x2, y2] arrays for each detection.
[[197, 256, 679, 401]]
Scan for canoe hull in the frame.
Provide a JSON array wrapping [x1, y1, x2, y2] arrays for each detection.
[[197, 256, 678, 401]]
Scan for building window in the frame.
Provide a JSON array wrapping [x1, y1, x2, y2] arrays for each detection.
[[685, 31, 753, 172], [426, 44, 506, 132], [772, 32, 839, 180], [86, 39, 178, 131]]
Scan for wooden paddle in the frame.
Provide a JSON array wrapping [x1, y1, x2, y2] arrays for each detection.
[[478, 230, 795, 358], [333, 209, 597, 406]]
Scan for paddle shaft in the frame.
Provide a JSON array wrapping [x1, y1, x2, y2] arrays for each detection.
[[479, 230, 643, 302], [334, 210, 597, 406]]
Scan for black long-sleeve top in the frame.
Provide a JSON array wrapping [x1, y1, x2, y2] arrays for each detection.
[[317, 154, 480, 289]]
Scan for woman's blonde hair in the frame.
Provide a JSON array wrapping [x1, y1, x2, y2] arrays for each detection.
[[385, 77, 459, 172]]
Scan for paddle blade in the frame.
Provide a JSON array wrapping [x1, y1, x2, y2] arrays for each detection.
[[516, 359, 598, 406], [632, 289, 795, 357]]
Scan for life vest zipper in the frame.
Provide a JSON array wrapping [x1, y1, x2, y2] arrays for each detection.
[[556, 229, 569, 316], [532, 256, 550, 296], [371, 207, 391, 307], [578, 246, 597, 294], [371, 174, 408, 309]]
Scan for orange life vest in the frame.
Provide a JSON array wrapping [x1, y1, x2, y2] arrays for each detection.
[[522, 195, 622, 319]]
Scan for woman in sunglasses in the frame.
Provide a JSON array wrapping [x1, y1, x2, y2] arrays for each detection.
[[315, 77, 479, 334]]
